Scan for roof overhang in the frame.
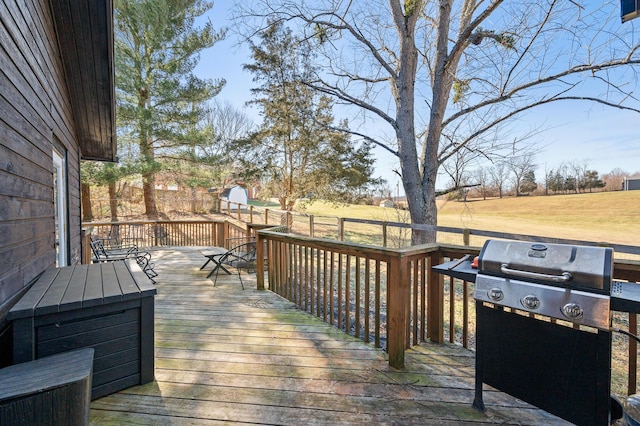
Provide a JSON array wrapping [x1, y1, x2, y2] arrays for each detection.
[[50, 0, 117, 162]]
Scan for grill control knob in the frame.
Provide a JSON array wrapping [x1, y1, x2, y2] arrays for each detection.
[[561, 303, 584, 320], [521, 295, 540, 310], [488, 288, 504, 302]]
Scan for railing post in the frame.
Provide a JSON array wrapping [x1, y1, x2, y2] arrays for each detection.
[[338, 218, 345, 241], [309, 215, 314, 238], [214, 221, 226, 247], [382, 222, 388, 247], [250, 205, 254, 223], [427, 251, 445, 343], [256, 232, 265, 290], [212, 222, 218, 246], [387, 254, 409, 369], [463, 228, 470, 246], [630, 313, 638, 395], [265, 209, 269, 225], [81, 230, 91, 264]]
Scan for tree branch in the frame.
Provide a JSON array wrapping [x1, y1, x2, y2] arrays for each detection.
[[443, 55, 640, 129], [439, 94, 640, 166], [303, 79, 397, 128]]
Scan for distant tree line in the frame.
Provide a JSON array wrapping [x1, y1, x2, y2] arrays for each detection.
[[446, 154, 634, 201]]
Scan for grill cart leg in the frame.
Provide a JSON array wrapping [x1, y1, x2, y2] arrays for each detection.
[[472, 300, 486, 412]]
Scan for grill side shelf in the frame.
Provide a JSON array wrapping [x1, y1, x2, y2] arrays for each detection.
[[611, 281, 640, 313], [431, 259, 477, 283]]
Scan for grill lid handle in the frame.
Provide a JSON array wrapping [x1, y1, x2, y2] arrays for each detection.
[[500, 264, 573, 283]]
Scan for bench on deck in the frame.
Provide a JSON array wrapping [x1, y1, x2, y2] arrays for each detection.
[[0, 348, 94, 425]]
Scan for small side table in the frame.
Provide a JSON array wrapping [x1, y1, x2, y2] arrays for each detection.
[[199, 247, 231, 277]]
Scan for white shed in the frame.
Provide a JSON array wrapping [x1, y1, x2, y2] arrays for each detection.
[[220, 186, 248, 210], [379, 199, 394, 208]]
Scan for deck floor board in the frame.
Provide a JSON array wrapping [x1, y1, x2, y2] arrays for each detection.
[[90, 247, 569, 425]]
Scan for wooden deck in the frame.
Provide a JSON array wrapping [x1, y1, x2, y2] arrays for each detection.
[[89, 247, 568, 425]]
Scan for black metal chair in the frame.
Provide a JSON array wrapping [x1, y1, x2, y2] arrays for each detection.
[[90, 238, 157, 283], [213, 241, 258, 290], [148, 225, 169, 246]]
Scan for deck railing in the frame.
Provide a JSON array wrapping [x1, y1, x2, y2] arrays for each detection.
[[83, 220, 249, 249], [255, 229, 480, 368], [255, 227, 640, 397], [82, 218, 640, 396]]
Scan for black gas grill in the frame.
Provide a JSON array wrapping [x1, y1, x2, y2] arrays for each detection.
[[476, 240, 613, 330], [474, 240, 613, 426], [433, 240, 640, 426]]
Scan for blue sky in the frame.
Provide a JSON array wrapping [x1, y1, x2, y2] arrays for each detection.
[[196, 3, 640, 191]]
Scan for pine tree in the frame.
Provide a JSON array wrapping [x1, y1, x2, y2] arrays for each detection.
[[237, 21, 380, 211], [114, 0, 225, 217]]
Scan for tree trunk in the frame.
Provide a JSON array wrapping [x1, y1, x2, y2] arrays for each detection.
[[142, 172, 158, 218], [390, 0, 433, 245], [81, 183, 93, 222], [190, 187, 197, 213], [108, 182, 118, 221], [140, 125, 158, 218]]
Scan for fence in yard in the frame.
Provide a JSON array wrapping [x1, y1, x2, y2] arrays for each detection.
[[216, 201, 640, 258]]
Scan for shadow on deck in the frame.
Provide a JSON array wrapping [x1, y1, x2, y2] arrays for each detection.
[[89, 247, 568, 425]]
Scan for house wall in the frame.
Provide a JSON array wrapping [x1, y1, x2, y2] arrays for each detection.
[[623, 178, 640, 191], [0, 0, 83, 361]]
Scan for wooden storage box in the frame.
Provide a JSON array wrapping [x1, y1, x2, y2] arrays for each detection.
[[8, 260, 156, 400]]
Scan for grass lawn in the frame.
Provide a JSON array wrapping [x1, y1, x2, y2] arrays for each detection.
[[296, 191, 640, 248]]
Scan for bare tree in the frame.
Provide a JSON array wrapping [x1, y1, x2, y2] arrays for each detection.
[[568, 160, 589, 193], [602, 167, 629, 191], [473, 167, 491, 200], [205, 100, 254, 161], [234, 1, 640, 243], [489, 161, 509, 198], [508, 154, 537, 196]]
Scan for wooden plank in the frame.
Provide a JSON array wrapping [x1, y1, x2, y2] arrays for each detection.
[[37, 307, 139, 341], [59, 264, 89, 311], [83, 264, 104, 308], [125, 259, 156, 296], [33, 267, 73, 315], [101, 262, 123, 303], [113, 260, 139, 301], [93, 348, 138, 373], [37, 318, 139, 357], [7, 268, 58, 319]]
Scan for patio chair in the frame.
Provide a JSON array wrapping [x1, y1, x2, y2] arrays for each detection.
[[94, 224, 121, 248], [213, 241, 258, 290], [148, 224, 169, 246], [122, 224, 145, 247], [90, 238, 157, 283]]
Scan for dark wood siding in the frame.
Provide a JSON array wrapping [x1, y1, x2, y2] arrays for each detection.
[[0, 0, 83, 341]]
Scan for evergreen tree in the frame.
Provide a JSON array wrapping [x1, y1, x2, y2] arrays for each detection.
[[519, 170, 538, 195], [238, 21, 379, 211], [581, 170, 606, 193], [114, 0, 225, 217]]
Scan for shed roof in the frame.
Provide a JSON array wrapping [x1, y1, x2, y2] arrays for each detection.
[[51, 0, 116, 162]]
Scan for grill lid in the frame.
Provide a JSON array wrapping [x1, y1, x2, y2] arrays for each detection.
[[478, 240, 613, 293]]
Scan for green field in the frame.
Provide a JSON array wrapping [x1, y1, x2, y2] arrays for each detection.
[[297, 191, 640, 248]]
